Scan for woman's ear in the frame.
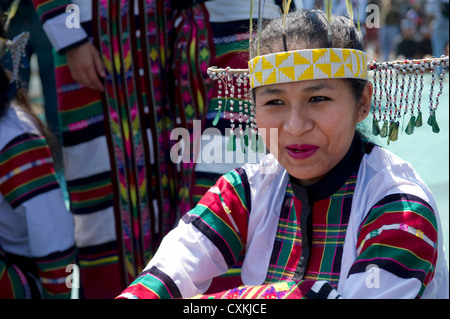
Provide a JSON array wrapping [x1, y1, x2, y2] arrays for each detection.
[[357, 81, 373, 122]]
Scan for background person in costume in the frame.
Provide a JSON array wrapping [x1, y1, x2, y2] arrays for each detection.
[[117, 9, 448, 299], [379, 0, 402, 61], [31, 0, 218, 298], [426, 0, 449, 59], [394, 19, 421, 60], [0, 33, 75, 298], [31, 0, 300, 298]]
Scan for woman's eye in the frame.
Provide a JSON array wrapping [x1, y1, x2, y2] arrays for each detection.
[[264, 99, 284, 106], [309, 96, 330, 103]]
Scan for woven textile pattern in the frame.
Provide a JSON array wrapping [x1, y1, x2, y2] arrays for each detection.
[[249, 48, 368, 88]]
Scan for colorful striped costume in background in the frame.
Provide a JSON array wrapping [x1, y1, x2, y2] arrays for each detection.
[[0, 104, 76, 299], [32, 0, 276, 298], [117, 134, 448, 299], [32, 0, 218, 298]]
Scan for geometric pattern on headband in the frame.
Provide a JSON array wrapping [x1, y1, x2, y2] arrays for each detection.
[[248, 48, 368, 88]]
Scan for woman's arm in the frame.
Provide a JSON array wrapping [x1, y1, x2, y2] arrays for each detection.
[[117, 169, 251, 299]]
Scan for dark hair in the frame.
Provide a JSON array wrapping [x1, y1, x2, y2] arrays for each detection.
[[0, 62, 10, 117], [251, 9, 368, 101]]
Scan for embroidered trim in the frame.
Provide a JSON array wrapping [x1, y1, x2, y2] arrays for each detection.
[[357, 223, 436, 256]]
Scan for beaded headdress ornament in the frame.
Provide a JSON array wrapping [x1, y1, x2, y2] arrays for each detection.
[[0, 0, 29, 96], [207, 0, 449, 151]]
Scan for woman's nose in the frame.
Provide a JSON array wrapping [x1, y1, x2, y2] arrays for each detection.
[[283, 107, 313, 136]]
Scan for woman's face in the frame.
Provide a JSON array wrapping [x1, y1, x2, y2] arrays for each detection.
[[254, 78, 372, 186]]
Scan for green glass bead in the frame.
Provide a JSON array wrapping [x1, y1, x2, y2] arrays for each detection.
[[212, 108, 222, 126], [405, 116, 415, 135], [251, 133, 257, 152], [240, 133, 246, 153], [387, 121, 399, 144], [414, 111, 422, 127], [427, 113, 440, 133], [379, 120, 388, 138], [257, 134, 265, 153], [227, 134, 236, 151], [243, 131, 249, 147], [372, 118, 380, 136]]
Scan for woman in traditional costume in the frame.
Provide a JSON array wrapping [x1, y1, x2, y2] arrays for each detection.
[[117, 8, 448, 299], [0, 32, 76, 299]]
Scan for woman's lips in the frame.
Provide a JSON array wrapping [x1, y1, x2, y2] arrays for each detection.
[[285, 144, 319, 159]]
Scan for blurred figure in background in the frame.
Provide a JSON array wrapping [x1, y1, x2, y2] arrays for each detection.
[[418, 24, 433, 57], [394, 19, 421, 59], [0, 28, 75, 298], [379, 0, 402, 61], [426, 0, 449, 58]]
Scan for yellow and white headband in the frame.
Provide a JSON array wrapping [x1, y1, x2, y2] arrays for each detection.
[[248, 48, 368, 88]]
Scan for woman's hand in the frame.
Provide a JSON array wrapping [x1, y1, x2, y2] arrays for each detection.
[[65, 42, 106, 91]]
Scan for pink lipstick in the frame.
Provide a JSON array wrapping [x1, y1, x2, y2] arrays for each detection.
[[285, 144, 318, 159]]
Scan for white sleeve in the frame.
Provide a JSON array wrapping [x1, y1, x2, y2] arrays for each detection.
[[42, 11, 89, 54], [20, 189, 75, 258], [341, 269, 422, 299], [144, 218, 229, 298]]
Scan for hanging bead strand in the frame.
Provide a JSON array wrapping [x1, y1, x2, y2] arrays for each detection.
[[427, 61, 439, 133], [415, 60, 426, 128], [379, 63, 389, 138], [405, 61, 419, 134], [371, 62, 381, 135]]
